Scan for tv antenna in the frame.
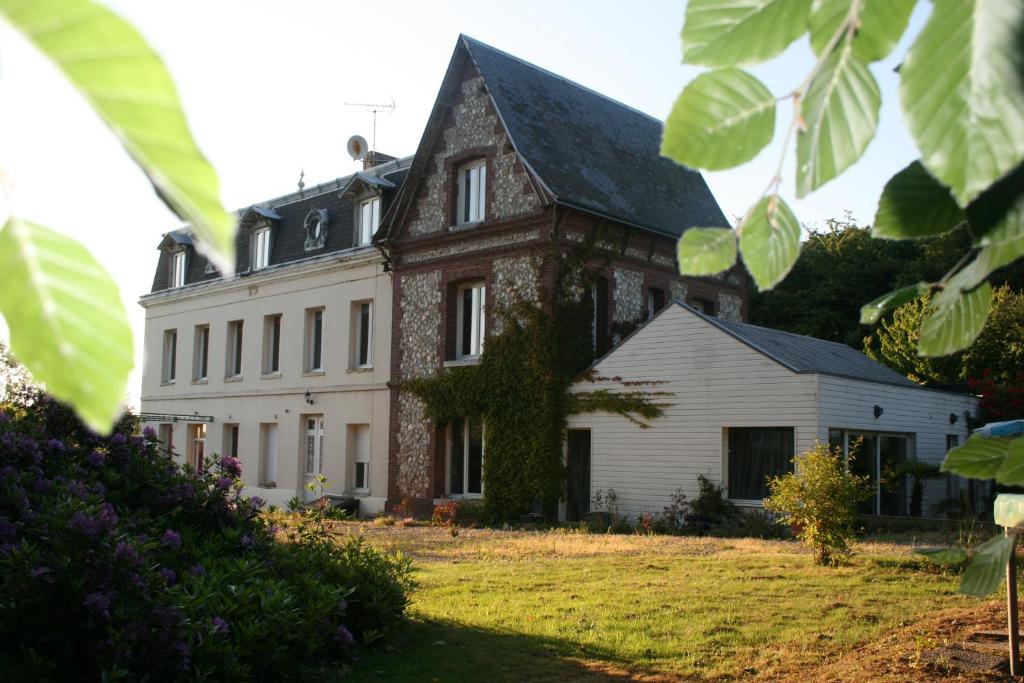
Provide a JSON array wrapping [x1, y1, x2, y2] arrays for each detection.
[[344, 97, 396, 155]]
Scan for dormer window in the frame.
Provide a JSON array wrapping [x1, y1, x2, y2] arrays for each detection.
[[252, 226, 271, 270], [170, 250, 187, 288], [457, 160, 486, 226], [358, 197, 380, 245], [304, 208, 329, 251]]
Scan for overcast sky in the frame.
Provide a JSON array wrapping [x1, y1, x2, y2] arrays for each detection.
[[0, 0, 930, 408]]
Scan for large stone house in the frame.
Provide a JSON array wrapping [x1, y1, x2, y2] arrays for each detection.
[[139, 36, 748, 512], [376, 36, 748, 511]]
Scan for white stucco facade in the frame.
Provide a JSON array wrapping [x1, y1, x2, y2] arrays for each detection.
[[139, 247, 392, 514]]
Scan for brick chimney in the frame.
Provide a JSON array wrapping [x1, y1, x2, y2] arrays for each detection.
[[363, 151, 397, 170]]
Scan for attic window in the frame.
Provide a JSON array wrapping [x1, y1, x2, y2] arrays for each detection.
[[357, 197, 380, 246], [170, 250, 187, 288], [457, 160, 486, 226], [304, 208, 328, 251], [252, 227, 271, 270]]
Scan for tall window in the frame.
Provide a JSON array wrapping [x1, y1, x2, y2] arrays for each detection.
[[457, 160, 486, 225], [349, 424, 370, 491], [646, 287, 666, 321], [187, 423, 206, 473], [352, 301, 372, 368], [259, 423, 278, 487], [226, 320, 243, 378], [158, 424, 174, 457], [262, 314, 281, 375], [251, 227, 271, 270], [305, 308, 324, 372], [358, 197, 380, 245], [456, 283, 485, 359], [170, 251, 187, 288], [161, 329, 177, 383], [448, 417, 484, 496], [223, 424, 239, 458], [726, 427, 795, 500], [193, 325, 209, 381]]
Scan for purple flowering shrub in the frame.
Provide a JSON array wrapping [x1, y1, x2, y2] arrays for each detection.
[[0, 394, 412, 679]]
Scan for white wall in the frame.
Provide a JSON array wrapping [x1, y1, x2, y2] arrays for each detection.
[[568, 304, 980, 522], [139, 248, 391, 515]]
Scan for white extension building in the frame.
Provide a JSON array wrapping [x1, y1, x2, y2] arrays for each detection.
[[566, 302, 979, 522]]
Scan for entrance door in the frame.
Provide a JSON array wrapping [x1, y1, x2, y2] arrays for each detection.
[[566, 430, 591, 522], [304, 416, 325, 501], [187, 424, 206, 473]]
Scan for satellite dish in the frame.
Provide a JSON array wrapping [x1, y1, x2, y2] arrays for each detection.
[[347, 135, 368, 161]]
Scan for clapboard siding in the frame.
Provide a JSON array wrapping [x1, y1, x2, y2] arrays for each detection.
[[568, 304, 980, 522], [815, 375, 976, 517], [568, 305, 818, 521]]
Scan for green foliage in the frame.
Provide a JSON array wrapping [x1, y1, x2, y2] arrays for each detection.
[[675, 227, 738, 276], [662, 69, 776, 171], [0, 0, 235, 433], [681, 0, 811, 68], [666, 0, 1024, 357], [0, 383, 413, 678], [915, 546, 968, 566], [0, 219, 133, 432], [942, 434, 1024, 486], [687, 474, 740, 528], [738, 196, 801, 291], [765, 442, 872, 565], [864, 285, 1024, 384], [959, 534, 1016, 597]]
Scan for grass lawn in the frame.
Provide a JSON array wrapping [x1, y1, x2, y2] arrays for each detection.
[[330, 523, 987, 681]]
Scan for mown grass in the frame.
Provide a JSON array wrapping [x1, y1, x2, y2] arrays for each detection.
[[332, 524, 971, 681]]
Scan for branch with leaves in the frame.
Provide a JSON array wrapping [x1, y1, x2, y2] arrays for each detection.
[[663, 0, 1024, 359], [0, 0, 236, 432]]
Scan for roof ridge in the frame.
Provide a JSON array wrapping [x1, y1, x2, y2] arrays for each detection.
[[715, 315, 861, 350], [459, 34, 662, 125]]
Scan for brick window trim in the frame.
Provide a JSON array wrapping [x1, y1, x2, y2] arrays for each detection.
[[442, 267, 492, 362], [443, 147, 495, 231]]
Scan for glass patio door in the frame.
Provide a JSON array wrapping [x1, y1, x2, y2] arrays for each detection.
[[304, 416, 325, 501]]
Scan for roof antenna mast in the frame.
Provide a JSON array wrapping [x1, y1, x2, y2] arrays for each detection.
[[343, 97, 396, 165]]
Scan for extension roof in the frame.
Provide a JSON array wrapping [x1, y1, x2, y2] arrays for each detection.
[[676, 302, 920, 389]]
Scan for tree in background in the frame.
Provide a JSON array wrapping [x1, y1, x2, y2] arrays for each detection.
[[864, 286, 1024, 385]]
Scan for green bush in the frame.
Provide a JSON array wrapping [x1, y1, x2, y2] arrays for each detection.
[[765, 442, 873, 565], [0, 389, 413, 679]]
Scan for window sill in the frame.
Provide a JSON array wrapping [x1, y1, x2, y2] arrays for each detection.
[[258, 482, 276, 488], [224, 375, 243, 383], [450, 220, 483, 232], [346, 489, 370, 496], [261, 372, 281, 380], [444, 358, 481, 368], [302, 370, 326, 377], [191, 378, 208, 385], [729, 499, 765, 507], [160, 380, 176, 386], [347, 365, 374, 374], [437, 494, 483, 502]]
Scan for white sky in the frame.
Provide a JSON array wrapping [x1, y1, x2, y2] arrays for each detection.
[[0, 0, 930, 408]]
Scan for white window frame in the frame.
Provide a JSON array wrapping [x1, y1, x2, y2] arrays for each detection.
[[828, 428, 916, 516], [170, 250, 187, 288], [456, 160, 486, 226], [358, 197, 380, 246], [251, 227, 271, 270], [259, 423, 278, 487], [304, 416, 325, 500], [226, 320, 243, 378], [193, 324, 209, 381], [456, 282, 485, 359], [162, 329, 177, 383], [447, 417, 485, 498], [187, 423, 206, 472], [352, 301, 373, 368], [305, 308, 325, 373]]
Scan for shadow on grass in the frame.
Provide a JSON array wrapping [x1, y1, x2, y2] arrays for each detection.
[[346, 616, 691, 683]]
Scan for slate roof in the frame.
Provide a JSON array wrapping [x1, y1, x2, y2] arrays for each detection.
[[461, 35, 729, 238], [676, 302, 919, 388]]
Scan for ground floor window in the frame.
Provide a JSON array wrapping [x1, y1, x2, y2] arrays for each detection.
[[348, 424, 370, 492], [259, 423, 278, 487], [726, 427, 795, 500], [187, 423, 206, 473], [829, 429, 913, 516], [448, 417, 484, 497], [158, 423, 174, 457]]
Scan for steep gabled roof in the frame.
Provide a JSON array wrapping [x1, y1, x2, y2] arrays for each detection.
[[671, 302, 919, 388], [461, 36, 728, 237]]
